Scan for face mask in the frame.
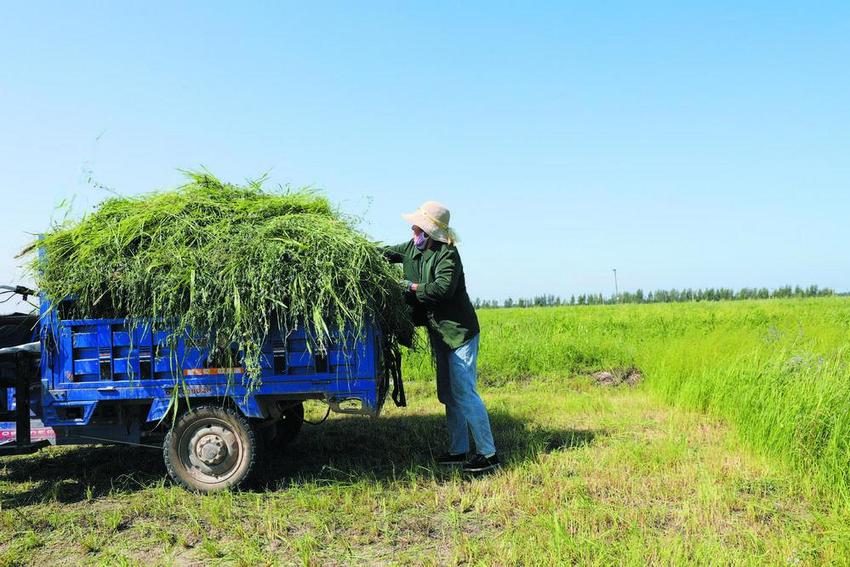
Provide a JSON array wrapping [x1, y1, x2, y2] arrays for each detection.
[[414, 232, 429, 250]]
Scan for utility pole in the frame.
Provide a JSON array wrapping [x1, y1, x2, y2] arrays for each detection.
[[612, 268, 619, 303]]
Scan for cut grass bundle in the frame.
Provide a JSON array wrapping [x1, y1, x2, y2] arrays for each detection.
[[27, 171, 413, 386]]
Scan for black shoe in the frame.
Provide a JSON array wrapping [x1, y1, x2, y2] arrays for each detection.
[[463, 453, 500, 473], [435, 452, 467, 466]]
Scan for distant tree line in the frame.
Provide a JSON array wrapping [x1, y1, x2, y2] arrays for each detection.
[[473, 285, 835, 309]]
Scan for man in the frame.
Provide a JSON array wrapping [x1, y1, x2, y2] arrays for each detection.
[[384, 201, 499, 473]]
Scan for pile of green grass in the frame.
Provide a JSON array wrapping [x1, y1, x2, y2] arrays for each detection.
[[28, 172, 413, 385]]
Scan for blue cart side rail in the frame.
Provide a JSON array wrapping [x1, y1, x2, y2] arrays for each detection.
[[0, 291, 403, 489], [40, 311, 391, 429]]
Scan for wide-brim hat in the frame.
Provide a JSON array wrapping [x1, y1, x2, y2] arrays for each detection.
[[402, 201, 458, 245]]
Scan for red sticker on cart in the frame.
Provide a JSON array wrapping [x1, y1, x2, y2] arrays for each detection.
[[182, 367, 244, 376]]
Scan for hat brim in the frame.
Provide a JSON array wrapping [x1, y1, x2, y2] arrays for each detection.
[[401, 212, 450, 243]]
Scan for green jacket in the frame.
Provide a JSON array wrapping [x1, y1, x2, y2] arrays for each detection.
[[383, 240, 479, 349]]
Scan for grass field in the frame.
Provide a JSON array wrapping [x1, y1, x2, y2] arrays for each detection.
[[3, 298, 850, 565]]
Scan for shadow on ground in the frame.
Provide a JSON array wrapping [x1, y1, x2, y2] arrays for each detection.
[[1, 410, 602, 506]]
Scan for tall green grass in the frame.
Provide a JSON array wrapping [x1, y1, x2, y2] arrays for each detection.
[[403, 298, 850, 502]]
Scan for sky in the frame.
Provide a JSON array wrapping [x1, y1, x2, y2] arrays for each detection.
[[1, 1, 848, 310]]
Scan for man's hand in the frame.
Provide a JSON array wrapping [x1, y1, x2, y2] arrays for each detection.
[[399, 279, 419, 292]]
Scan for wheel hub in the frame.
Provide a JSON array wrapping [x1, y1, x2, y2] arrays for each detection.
[[196, 434, 227, 465], [182, 421, 242, 480]]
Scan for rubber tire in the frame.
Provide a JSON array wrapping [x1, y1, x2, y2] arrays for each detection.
[[267, 402, 304, 449], [163, 405, 257, 492]]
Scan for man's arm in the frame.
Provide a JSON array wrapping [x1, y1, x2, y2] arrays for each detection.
[[381, 242, 409, 264], [414, 249, 460, 307]]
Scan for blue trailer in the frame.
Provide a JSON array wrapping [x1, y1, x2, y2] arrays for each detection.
[[0, 286, 405, 492]]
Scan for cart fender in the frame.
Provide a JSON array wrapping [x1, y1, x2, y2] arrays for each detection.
[[146, 398, 172, 422], [231, 395, 264, 419], [146, 395, 264, 422]]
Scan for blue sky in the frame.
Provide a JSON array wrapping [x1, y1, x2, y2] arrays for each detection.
[[1, 1, 848, 306]]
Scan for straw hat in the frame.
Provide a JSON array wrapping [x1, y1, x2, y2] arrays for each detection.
[[402, 201, 458, 245]]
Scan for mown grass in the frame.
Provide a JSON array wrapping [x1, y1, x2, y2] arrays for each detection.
[[3, 379, 849, 565], [3, 298, 850, 565]]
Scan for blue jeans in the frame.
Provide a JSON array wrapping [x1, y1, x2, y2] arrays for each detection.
[[432, 333, 497, 456]]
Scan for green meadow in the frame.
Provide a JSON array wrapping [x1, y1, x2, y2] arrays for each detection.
[[3, 298, 850, 565]]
